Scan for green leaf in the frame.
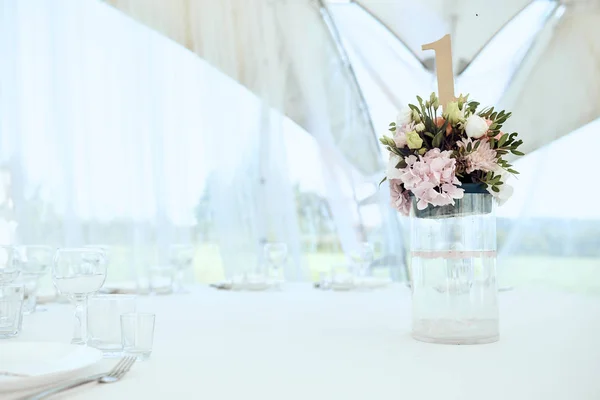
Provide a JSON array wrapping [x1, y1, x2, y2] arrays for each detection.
[[395, 159, 407, 169], [389, 122, 396, 127], [386, 146, 400, 156], [423, 132, 434, 139], [408, 104, 420, 113], [507, 169, 520, 174], [473, 140, 481, 150], [416, 96, 424, 107], [389, 127, 396, 132], [378, 176, 387, 187], [467, 142, 472, 152], [432, 131, 444, 148], [498, 134, 509, 147], [511, 149, 525, 156], [492, 186, 500, 193]]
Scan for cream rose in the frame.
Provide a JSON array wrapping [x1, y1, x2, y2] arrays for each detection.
[[443, 101, 464, 125], [464, 115, 489, 139], [406, 131, 423, 149]]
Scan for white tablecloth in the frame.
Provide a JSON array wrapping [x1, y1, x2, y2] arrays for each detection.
[[9, 285, 600, 400]]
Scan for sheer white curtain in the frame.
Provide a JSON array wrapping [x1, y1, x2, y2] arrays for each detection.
[[0, 0, 309, 283], [103, 0, 403, 271], [1, 0, 396, 284], [328, 0, 600, 291]]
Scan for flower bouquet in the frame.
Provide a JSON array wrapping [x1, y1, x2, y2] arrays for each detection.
[[380, 93, 524, 219]]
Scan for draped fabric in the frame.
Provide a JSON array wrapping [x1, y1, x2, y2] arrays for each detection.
[[328, 1, 600, 291], [1, 0, 399, 286], [2, 0, 600, 292]]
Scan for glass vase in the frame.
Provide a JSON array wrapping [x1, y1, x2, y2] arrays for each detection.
[[409, 189, 499, 344]]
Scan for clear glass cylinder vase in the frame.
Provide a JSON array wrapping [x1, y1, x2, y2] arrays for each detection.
[[409, 191, 498, 344]]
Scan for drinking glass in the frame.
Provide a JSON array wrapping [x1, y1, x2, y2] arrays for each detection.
[[169, 245, 194, 293], [121, 313, 155, 361], [16, 245, 54, 313], [350, 242, 374, 277], [263, 243, 287, 283], [0, 284, 24, 338], [0, 245, 19, 284], [52, 248, 107, 345], [149, 265, 175, 295], [88, 294, 136, 357]]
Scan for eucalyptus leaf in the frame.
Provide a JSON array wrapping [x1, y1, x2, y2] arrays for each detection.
[[498, 134, 509, 147]]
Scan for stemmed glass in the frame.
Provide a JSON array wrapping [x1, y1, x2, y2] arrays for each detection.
[[0, 245, 19, 284], [16, 245, 54, 313], [263, 243, 288, 284], [52, 248, 107, 345], [169, 245, 194, 294]]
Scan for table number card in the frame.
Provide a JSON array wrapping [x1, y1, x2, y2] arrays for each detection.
[[422, 34, 455, 111]]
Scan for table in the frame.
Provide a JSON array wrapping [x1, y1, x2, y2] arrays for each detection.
[[9, 285, 600, 400]]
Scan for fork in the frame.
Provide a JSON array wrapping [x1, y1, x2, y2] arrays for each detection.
[[22, 356, 136, 400]]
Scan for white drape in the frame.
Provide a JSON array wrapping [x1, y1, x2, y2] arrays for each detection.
[[1, 0, 401, 285], [329, 1, 600, 292]]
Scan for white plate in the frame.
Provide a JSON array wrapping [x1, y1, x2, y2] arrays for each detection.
[[0, 342, 103, 393]]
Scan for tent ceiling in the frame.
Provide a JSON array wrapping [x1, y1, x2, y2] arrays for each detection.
[[355, 0, 531, 71], [103, 0, 382, 176], [104, 0, 600, 166], [353, 0, 535, 73]]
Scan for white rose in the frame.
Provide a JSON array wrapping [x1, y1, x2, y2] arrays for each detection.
[[415, 123, 425, 132], [488, 168, 514, 206], [465, 115, 489, 139], [396, 107, 413, 127], [488, 183, 513, 206], [386, 154, 404, 180]]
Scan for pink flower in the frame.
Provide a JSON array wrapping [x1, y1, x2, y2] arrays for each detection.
[[397, 148, 463, 210], [458, 138, 497, 173], [389, 179, 410, 216]]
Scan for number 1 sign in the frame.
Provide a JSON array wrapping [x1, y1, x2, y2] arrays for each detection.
[[422, 34, 455, 111]]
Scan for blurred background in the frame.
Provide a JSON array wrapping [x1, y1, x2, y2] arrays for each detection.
[[1, 0, 599, 291]]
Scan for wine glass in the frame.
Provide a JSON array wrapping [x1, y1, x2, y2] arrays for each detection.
[[169, 245, 194, 294], [16, 245, 54, 313], [0, 245, 19, 284], [52, 248, 107, 345], [263, 243, 288, 284]]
